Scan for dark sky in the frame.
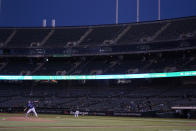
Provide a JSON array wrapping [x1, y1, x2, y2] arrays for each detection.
[[0, 0, 196, 27]]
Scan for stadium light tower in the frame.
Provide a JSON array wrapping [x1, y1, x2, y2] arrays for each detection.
[[0, 0, 2, 12], [116, 0, 119, 24], [0, 0, 2, 19], [158, 0, 161, 20], [137, 0, 140, 22]]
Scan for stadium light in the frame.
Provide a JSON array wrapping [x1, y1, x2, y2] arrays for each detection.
[[43, 19, 47, 27], [137, 0, 140, 22], [116, 0, 119, 24], [52, 19, 55, 27]]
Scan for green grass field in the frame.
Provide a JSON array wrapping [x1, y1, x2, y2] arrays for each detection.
[[0, 113, 196, 131]]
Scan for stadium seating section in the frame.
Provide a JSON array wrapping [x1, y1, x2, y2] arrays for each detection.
[[0, 50, 196, 75], [0, 16, 196, 113], [0, 16, 195, 48], [0, 78, 196, 113]]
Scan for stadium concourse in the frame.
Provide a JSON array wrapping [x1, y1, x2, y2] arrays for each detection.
[[0, 16, 196, 119]]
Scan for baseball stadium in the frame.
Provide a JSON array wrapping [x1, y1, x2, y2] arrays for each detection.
[[0, 0, 196, 131]]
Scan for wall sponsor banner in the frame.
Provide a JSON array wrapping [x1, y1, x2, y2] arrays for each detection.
[[89, 112, 106, 116], [70, 111, 88, 115], [70, 111, 107, 116], [37, 109, 63, 114], [113, 112, 142, 117]]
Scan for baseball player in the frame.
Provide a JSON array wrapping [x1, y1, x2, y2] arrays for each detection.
[[75, 109, 79, 117], [24, 100, 38, 118]]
